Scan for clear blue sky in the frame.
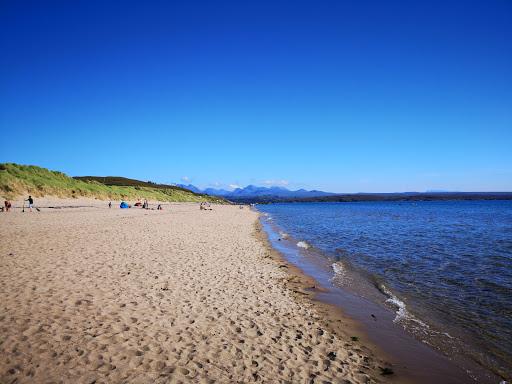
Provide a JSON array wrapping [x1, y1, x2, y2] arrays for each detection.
[[1, 0, 511, 192]]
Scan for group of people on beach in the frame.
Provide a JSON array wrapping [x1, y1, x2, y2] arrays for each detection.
[[108, 199, 164, 210], [3, 196, 218, 213], [3, 200, 12, 212], [2, 196, 34, 212], [108, 200, 214, 211], [200, 202, 213, 211], [110, 200, 214, 211], [133, 199, 150, 209]]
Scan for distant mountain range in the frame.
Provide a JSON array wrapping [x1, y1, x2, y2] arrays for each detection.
[[241, 191, 512, 204], [177, 184, 335, 200], [177, 184, 512, 204], [177, 184, 203, 194]]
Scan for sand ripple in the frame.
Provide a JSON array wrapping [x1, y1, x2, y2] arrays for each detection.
[[0, 202, 390, 383]]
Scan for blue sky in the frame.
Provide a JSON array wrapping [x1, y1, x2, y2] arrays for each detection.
[[1, 0, 511, 192]]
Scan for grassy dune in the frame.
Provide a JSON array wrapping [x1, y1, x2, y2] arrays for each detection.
[[0, 163, 225, 203]]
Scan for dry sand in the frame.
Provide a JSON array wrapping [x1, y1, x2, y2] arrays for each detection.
[[0, 199, 395, 383]]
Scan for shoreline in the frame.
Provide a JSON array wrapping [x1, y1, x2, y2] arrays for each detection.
[[1, 199, 397, 383], [252, 219, 406, 382], [256, 208, 502, 384]]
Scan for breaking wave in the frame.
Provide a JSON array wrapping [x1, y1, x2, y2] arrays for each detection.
[[331, 261, 346, 283], [297, 241, 310, 249], [379, 284, 430, 330]]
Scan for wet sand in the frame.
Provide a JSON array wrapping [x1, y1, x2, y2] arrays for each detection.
[[0, 200, 397, 383], [259, 218, 495, 384]]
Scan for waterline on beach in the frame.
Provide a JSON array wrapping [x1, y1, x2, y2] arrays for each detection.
[[257, 203, 508, 383]]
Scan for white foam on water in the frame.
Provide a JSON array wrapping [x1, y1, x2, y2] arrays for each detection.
[[331, 262, 346, 283], [279, 231, 289, 239], [261, 213, 273, 221], [443, 332, 454, 339], [297, 241, 310, 249], [386, 296, 408, 322], [332, 262, 344, 275], [331, 262, 345, 277], [380, 285, 431, 330], [381, 285, 414, 323]]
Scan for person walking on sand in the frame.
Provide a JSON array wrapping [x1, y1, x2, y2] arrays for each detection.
[[25, 195, 34, 212], [108, 201, 112, 209]]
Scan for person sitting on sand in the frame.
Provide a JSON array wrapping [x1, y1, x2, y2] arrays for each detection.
[[25, 195, 34, 212], [157, 204, 162, 210], [4, 200, 11, 212]]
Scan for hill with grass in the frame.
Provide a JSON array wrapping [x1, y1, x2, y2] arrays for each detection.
[[74, 176, 197, 193], [0, 163, 226, 203]]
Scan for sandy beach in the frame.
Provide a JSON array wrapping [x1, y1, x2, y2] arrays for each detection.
[[1, 200, 394, 383]]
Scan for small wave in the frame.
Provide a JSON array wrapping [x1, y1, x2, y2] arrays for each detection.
[[331, 262, 346, 283], [380, 284, 428, 327], [379, 284, 432, 338], [297, 241, 310, 249], [279, 231, 289, 239], [379, 284, 407, 322], [332, 262, 344, 275], [379, 285, 463, 355], [261, 213, 273, 221], [385, 294, 408, 322]]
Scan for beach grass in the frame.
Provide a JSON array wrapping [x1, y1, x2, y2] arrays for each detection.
[[0, 163, 225, 203]]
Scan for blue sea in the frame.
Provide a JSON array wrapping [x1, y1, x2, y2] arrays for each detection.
[[258, 201, 512, 380]]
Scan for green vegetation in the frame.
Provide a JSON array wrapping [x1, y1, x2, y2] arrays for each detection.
[[0, 163, 226, 203], [74, 176, 195, 193]]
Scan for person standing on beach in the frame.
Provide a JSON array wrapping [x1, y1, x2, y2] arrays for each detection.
[[108, 201, 112, 209], [25, 195, 34, 212]]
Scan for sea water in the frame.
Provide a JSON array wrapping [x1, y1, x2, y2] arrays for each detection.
[[258, 201, 512, 380]]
